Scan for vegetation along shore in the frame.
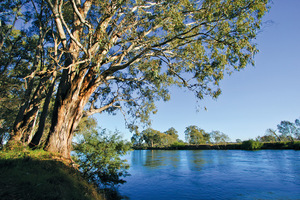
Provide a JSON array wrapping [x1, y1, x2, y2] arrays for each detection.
[[133, 141, 300, 151]]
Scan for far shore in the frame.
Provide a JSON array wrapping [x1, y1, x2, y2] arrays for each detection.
[[132, 142, 300, 151]]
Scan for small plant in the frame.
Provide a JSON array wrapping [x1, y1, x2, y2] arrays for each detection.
[[241, 140, 263, 150]]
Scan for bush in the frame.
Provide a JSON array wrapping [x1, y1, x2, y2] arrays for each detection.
[[73, 129, 131, 188], [170, 141, 186, 149], [241, 140, 263, 150]]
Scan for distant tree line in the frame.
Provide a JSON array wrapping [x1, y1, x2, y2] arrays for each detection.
[[249, 118, 300, 143], [234, 117, 300, 150], [131, 126, 230, 148]]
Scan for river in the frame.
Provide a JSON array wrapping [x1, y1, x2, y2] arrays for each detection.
[[118, 150, 300, 199]]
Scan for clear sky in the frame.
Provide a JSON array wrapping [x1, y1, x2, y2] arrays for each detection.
[[97, 0, 300, 142]]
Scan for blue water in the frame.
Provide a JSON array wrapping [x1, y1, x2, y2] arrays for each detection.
[[119, 150, 300, 200]]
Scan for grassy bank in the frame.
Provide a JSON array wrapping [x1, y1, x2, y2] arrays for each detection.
[[133, 141, 300, 150], [0, 145, 105, 200]]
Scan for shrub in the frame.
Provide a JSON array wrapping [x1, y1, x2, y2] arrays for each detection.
[[171, 141, 186, 149], [241, 140, 263, 150], [73, 129, 131, 188]]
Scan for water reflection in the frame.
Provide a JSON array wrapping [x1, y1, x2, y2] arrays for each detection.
[[188, 150, 205, 171], [130, 150, 207, 171]]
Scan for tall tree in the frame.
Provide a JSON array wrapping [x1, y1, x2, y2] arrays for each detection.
[[1, 0, 57, 146], [0, 0, 33, 145], [185, 125, 206, 144], [210, 130, 230, 144], [8, 0, 269, 158], [265, 128, 280, 142], [164, 127, 179, 144], [142, 128, 161, 147], [277, 119, 300, 141]]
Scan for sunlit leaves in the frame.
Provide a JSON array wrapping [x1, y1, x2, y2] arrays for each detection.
[[184, 125, 206, 144], [67, 1, 268, 127], [131, 127, 179, 147], [73, 120, 131, 187]]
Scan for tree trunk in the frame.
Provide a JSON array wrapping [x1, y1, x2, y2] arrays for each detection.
[[11, 78, 36, 142], [10, 105, 39, 144], [29, 76, 56, 148], [44, 94, 92, 158], [44, 69, 96, 158], [10, 75, 48, 144]]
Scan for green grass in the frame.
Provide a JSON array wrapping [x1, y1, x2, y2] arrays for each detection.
[[0, 144, 105, 200]]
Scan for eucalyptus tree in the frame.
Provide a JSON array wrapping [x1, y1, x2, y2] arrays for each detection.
[[185, 125, 206, 144], [8, 0, 269, 158], [140, 127, 179, 147], [142, 128, 162, 147], [0, 0, 41, 145], [164, 127, 179, 144], [265, 128, 280, 142], [210, 130, 230, 144], [4, 0, 56, 147], [277, 119, 300, 141]]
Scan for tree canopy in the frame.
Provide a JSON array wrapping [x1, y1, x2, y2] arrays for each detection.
[[2, 0, 270, 157], [131, 127, 179, 147]]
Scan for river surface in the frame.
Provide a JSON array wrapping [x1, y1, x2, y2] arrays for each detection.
[[118, 150, 300, 200]]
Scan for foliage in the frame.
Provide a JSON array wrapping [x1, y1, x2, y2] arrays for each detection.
[[0, 4, 28, 146], [236, 139, 242, 143], [185, 125, 207, 144], [132, 126, 231, 147], [257, 134, 277, 143], [241, 139, 263, 150], [132, 127, 180, 147], [141, 128, 161, 147], [164, 127, 179, 143], [210, 130, 230, 144], [0, 147, 104, 200], [277, 119, 300, 140], [131, 132, 144, 147], [4, 0, 270, 156], [259, 118, 300, 143], [73, 120, 131, 188], [170, 141, 187, 148], [185, 127, 230, 145]]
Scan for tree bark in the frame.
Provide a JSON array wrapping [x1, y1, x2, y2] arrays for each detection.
[[29, 76, 56, 148], [10, 75, 48, 143], [44, 68, 97, 158], [44, 93, 94, 158]]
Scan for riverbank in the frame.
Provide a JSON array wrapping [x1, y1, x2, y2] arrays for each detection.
[[0, 146, 105, 200], [132, 141, 300, 150]]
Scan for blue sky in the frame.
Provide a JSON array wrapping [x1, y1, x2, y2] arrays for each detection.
[[97, 0, 300, 142]]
